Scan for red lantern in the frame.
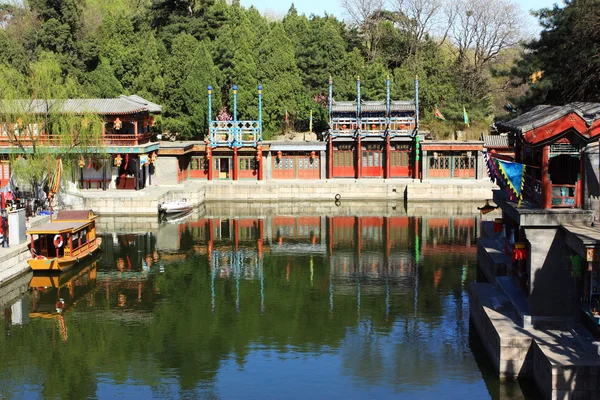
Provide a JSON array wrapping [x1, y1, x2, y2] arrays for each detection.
[[277, 150, 282, 160], [114, 118, 122, 130], [78, 157, 85, 168], [310, 151, 316, 160], [114, 154, 122, 167], [256, 144, 262, 161], [371, 124, 376, 130], [512, 242, 528, 262]]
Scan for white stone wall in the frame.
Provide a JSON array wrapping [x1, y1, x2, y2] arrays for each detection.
[[154, 157, 180, 186]]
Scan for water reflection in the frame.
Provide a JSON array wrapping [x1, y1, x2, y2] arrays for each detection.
[[0, 206, 536, 399]]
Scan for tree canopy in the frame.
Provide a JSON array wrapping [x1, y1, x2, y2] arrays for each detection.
[[509, 0, 600, 109], [0, 0, 560, 140]]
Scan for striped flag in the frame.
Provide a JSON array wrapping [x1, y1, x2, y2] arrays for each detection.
[[285, 110, 289, 125], [463, 106, 470, 127], [309, 110, 313, 132]]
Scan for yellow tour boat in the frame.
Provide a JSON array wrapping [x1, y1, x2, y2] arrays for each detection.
[[26, 210, 102, 272]]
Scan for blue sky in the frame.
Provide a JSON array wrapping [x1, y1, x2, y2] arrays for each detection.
[[240, 0, 563, 31]]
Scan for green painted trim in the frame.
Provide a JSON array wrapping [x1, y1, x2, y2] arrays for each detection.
[[0, 142, 160, 155]]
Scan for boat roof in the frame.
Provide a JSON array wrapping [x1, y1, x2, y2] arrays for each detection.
[[55, 210, 98, 221], [27, 220, 91, 235]]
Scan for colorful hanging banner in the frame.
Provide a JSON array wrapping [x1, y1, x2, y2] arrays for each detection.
[[495, 159, 526, 202]]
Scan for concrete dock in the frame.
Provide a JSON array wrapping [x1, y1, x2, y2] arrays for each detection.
[[472, 221, 600, 400]]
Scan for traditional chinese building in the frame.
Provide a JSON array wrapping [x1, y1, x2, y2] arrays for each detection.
[[0, 95, 162, 190], [206, 85, 263, 180], [496, 102, 600, 209], [327, 76, 420, 179]]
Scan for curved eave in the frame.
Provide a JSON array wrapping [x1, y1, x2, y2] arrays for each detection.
[[522, 113, 600, 145]]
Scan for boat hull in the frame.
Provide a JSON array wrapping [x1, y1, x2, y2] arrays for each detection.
[[27, 238, 103, 272]]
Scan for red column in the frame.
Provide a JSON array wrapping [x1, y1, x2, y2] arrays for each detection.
[[257, 153, 263, 181], [233, 148, 238, 181], [328, 136, 333, 179], [356, 217, 362, 260], [385, 136, 391, 179], [133, 121, 138, 145], [328, 217, 333, 256], [206, 146, 213, 181], [233, 219, 239, 249], [577, 152, 583, 208], [541, 145, 552, 209], [207, 219, 214, 269], [356, 136, 362, 179]]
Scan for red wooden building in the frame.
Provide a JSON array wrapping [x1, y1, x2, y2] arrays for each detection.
[[0, 95, 162, 190], [496, 102, 600, 209], [327, 76, 420, 179]]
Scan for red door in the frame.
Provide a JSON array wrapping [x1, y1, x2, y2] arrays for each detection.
[[238, 157, 258, 179], [390, 151, 411, 177], [298, 156, 319, 179], [332, 151, 355, 178], [361, 150, 384, 178], [428, 155, 451, 178], [273, 156, 295, 179]]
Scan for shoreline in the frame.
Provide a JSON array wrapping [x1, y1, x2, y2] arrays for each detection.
[[62, 179, 497, 216]]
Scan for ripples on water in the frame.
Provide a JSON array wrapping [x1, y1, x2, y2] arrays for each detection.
[[0, 204, 539, 399]]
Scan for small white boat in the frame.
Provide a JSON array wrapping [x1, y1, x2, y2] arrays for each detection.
[[158, 200, 192, 215]]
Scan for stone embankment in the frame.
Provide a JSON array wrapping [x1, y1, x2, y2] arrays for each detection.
[[0, 214, 50, 284], [64, 179, 496, 215], [471, 221, 600, 400]]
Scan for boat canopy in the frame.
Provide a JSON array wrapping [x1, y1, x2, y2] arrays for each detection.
[[26, 220, 90, 235]]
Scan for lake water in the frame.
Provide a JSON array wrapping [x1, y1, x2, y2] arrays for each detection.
[[0, 203, 539, 399]]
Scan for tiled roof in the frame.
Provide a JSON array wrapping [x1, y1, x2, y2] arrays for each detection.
[[332, 101, 357, 113], [0, 95, 162, 115], [481, 133, 512, 149], [496, 102, 600, 134], [390, 100, 415, 112], [361, 101, 386, 112]]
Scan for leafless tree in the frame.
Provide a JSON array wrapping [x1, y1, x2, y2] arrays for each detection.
[[341, 0, 385, 60], [447, 0, 525, 72], [390, 0, 447, 48]]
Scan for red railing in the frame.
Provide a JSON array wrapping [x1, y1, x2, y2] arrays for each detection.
[[0, 132, 152, 147]]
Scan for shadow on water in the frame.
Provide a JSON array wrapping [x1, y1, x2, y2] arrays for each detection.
[[469, 321, 542, 400]]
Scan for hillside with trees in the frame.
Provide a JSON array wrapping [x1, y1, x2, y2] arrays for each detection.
[[0, 0, 594, 141]]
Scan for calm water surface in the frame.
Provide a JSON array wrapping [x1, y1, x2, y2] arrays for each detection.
[[0, 205, 539, 399]]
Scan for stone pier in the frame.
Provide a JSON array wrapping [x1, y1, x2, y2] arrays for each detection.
[[472, 219, 600, 400]]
